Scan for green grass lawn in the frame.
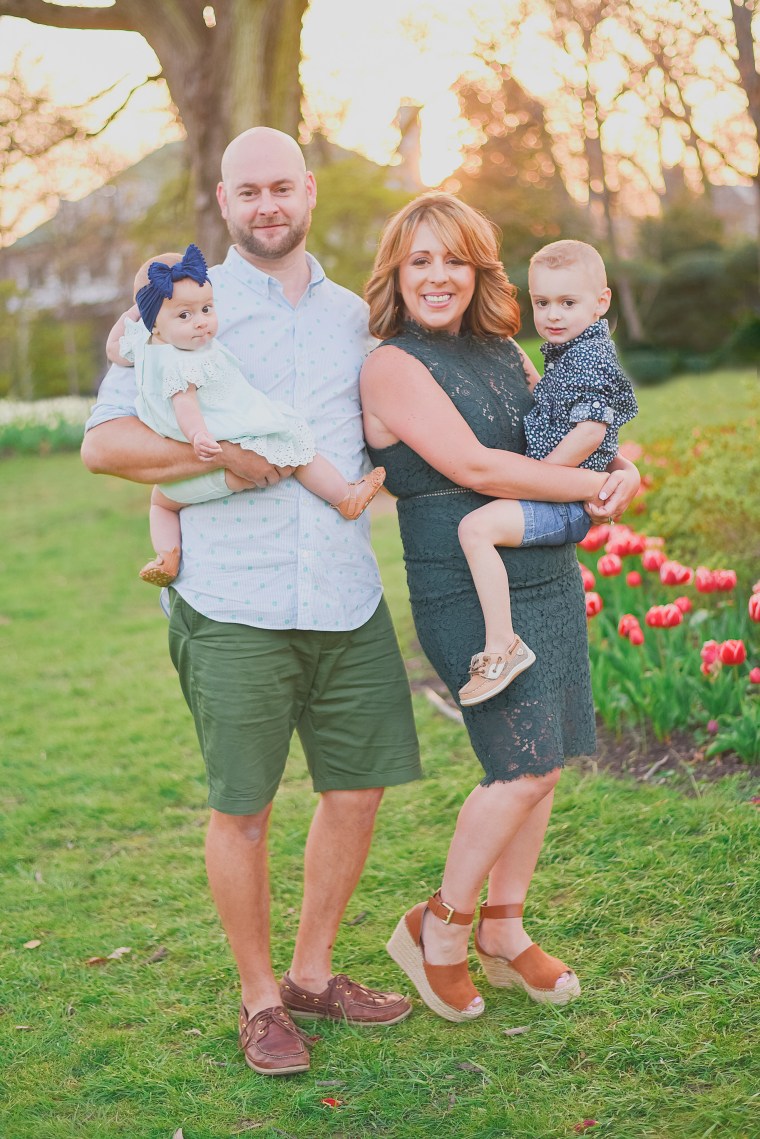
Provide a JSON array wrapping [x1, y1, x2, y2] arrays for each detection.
[[1, 454, 758, 1139]]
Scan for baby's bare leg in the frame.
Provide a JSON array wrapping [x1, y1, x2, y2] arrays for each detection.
[[295, 454, 386, 520], [458, 500, 525, 651], [293, 454, 348, 504], [149, 486, 183, 554]]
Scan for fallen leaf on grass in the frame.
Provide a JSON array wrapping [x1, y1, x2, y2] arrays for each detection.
[[107, 946, 132, 959], [34, 871, 44, 883], [172, 1130, 184, 1139], [23, 940, 41, 949], [320, 1098, 343, 1107], [503, 1025, 531, 1037], [343, 910, 368, 926], [457, 1061, 486, 1074], [85, 957, 110, 966], [64, 1004, 76, 1018], [146, 946, 168, 963], [15, 1025, 32, 1031], [573, 1121, 598, 1133], [185, 1028, 203, 1036], [315, 1080, 345, 1087]]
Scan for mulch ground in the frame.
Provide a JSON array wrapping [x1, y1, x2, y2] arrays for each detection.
[[410, 672, 759, 798]]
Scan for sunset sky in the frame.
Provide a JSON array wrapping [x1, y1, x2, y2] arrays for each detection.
[[1, 0, 755, 243]]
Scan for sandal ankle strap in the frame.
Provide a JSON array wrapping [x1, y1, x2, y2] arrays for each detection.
[[479, 902, 524, 919], [428, 890, 475, 926]]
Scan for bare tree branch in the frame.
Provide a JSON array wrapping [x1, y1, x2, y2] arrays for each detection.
[[0, 0, 135, 32]]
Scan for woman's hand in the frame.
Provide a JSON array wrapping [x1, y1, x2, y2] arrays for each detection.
[[585, 456, 640, 521]]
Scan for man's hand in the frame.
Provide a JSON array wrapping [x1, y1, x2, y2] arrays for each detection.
[[219, 440, 295, 488]]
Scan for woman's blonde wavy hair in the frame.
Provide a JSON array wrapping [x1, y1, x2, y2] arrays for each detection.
[[365, 192, 520, 341]]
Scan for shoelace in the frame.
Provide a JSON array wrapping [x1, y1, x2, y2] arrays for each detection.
[[330, 974, 387, 1007], [241, 1006, 317, 1048]]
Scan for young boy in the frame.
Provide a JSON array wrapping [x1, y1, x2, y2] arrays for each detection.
[[457, 239, 638, 706]]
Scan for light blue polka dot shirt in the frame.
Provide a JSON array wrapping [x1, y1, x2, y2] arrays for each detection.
[[86, 248, 383, 631]]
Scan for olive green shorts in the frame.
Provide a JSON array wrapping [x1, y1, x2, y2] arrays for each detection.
[[167, 592, 422, 815]]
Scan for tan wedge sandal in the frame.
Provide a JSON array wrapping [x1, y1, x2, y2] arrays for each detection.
[[386, 890, 483, 1023], [474, 903, 581, 1006]]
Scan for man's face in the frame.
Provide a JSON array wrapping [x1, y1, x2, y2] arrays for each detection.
[[217, 144, 317, 263]]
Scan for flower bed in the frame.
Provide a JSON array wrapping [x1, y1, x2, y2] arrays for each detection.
[[580, 520, 759, 761], [0, 396, 92, 456]]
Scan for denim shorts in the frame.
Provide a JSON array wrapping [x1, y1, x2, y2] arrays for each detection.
[[518, 499, 591, 547]]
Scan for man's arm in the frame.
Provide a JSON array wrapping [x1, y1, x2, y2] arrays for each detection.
[[81, 417, 288, 487]]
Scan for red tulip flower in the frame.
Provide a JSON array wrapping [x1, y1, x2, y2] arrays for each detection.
[[674, 595, 692, 613], [695, 566, 717, 593], [659, 560, 693, 586], [629, 626, 645, 645], [645, 604, 683, 628], [606, 526, 647, 557], [749, 594, 760, 623], [618, 614, 639, 637], [719, 639, 746, 666], [580, 564, 596, 592], [641, 549, 667, 572], [753, 580, 760, 594], [749, 667, 760, 684], [579, 525, 609, 552], [626, 570, 643, 587], [713, 569, 737, 592], [597, 553, 623, 577], [585, 591, 603, 618]]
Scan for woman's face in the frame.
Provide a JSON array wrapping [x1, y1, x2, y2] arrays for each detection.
[[397, 220, 476, 335]]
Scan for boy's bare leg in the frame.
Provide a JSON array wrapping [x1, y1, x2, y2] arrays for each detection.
[[458, 500, 525, 651]]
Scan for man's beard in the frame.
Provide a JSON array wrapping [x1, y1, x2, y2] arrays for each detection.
[[229, 208, 311, 260]]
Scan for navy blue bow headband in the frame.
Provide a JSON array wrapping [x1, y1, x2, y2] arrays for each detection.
[[136, 243, 210, 332]]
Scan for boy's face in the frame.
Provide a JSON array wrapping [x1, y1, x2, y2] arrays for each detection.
[[152, 279, 218, 350], [528, 263, 611, 345]]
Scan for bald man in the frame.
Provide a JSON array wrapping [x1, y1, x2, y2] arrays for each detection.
[[82, 128, 421, 1076]]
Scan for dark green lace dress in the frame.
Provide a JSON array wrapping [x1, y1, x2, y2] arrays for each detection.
[[366, 322, 596, 783]]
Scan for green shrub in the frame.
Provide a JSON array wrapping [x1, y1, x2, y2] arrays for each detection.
[[622, 349, 676, 385], [637, 416, 760, 578], [724, 316, 760, 365]]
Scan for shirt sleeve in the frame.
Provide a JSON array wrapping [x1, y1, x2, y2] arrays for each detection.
[[84, 363, 139, 432], [563, 339, 638, 430]]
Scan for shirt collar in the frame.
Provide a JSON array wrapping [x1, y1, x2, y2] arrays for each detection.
[[220, 246, 325, 296], [541, 317, 609, 362]]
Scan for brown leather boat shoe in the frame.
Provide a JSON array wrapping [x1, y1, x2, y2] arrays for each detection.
[[280, 972, 412, 1026], [238, 1003, 314, 1075]]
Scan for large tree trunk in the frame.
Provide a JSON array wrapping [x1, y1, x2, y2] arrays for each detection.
[[0, 0, 309, 261]]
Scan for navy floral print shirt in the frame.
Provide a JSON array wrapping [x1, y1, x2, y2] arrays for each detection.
[[524, 318, 638, 471]]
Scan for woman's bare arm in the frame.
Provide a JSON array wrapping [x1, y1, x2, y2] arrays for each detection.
[[360, 345, 609, 504], [80, 417, 288, 487]]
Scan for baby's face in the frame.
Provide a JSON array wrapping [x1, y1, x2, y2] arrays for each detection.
[[152, 279, 218, 350], [529, 263, 611, 346]]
